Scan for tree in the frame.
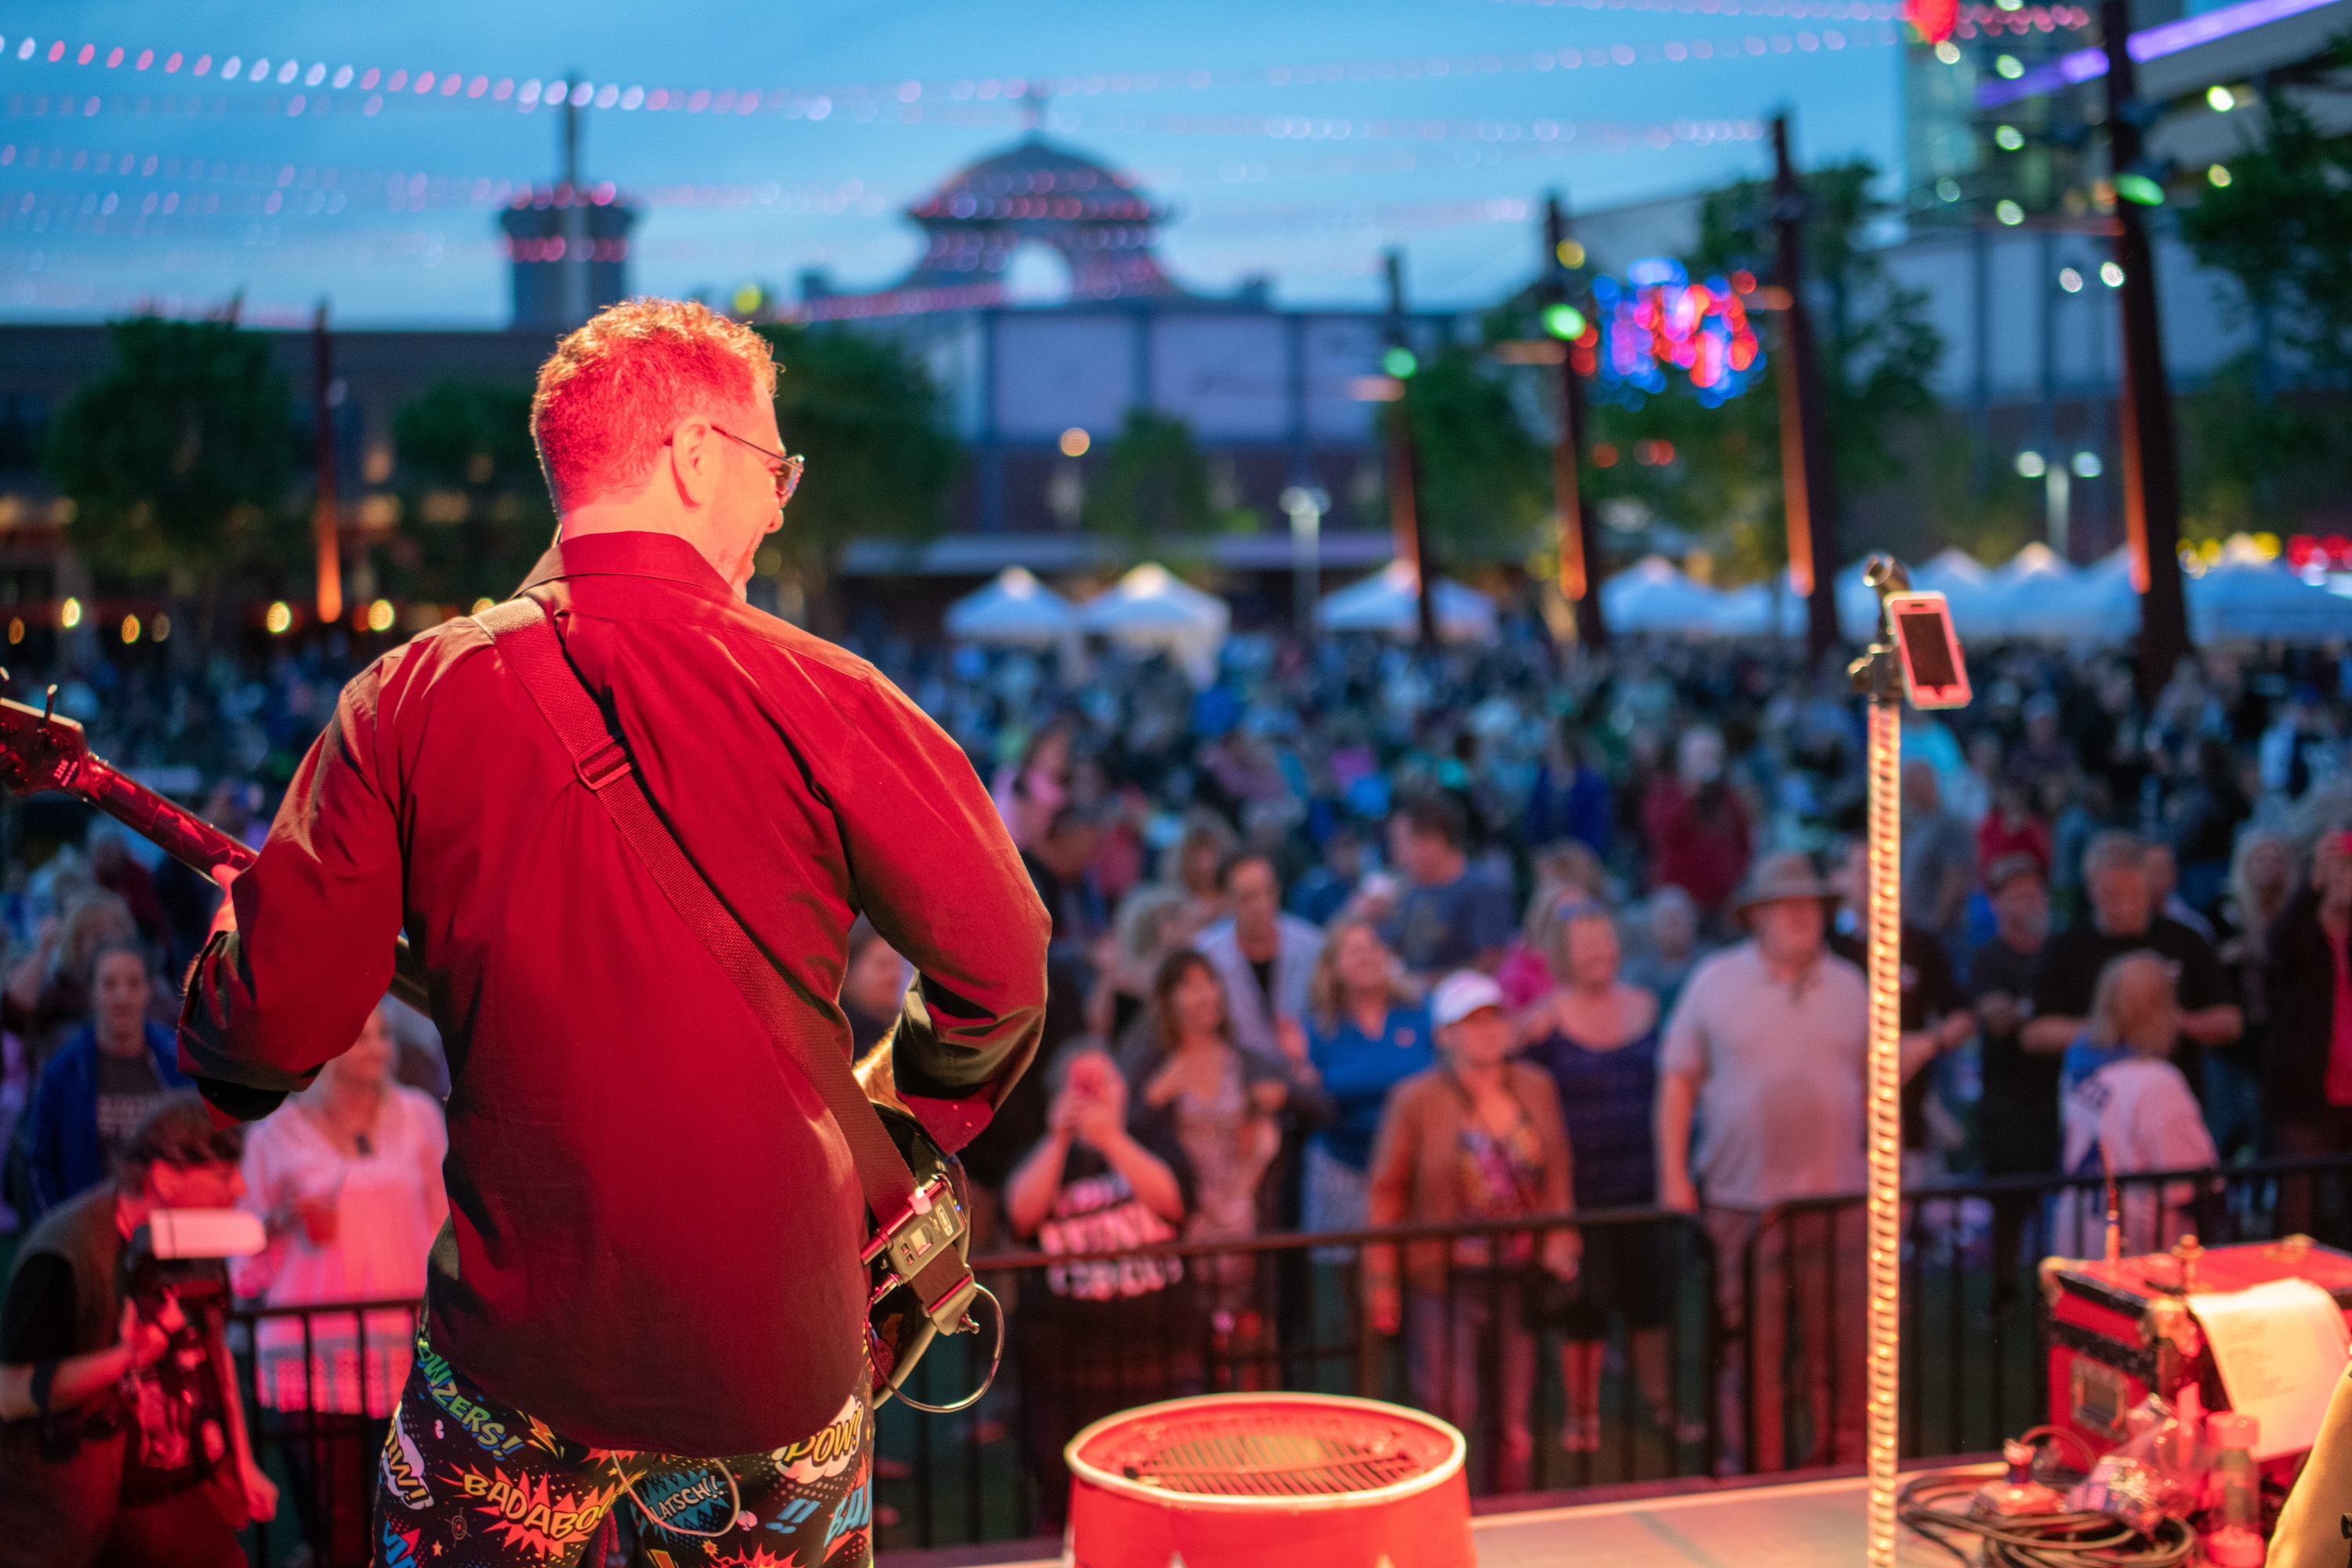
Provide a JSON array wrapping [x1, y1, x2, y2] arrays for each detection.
[[2176, 355, 2350, 541], [1526, 159, 1945, 580], [45, 317, 295, 591], [1396, 343, 1552, 565], [2172, 82, 2352, 533], [2177, 80, 2352, 383], [1083, 408, 1217, 546], [760, 323, 962, 633], [379, 379, 554, 608]]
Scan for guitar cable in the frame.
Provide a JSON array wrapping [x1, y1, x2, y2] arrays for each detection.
[[886, 1282, 1005, 1415]]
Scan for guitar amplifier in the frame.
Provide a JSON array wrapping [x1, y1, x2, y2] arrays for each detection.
[[2042, 1236, 2352, 1469]]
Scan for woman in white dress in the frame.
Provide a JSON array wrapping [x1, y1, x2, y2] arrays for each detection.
[[234, 1000, 447, 1568]]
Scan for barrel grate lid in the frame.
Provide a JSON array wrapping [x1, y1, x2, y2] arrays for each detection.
[[1076, 1406, 1453, 1500]]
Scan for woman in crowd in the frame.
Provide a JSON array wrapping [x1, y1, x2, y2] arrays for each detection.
[[1299, 920, 1433, 1240], [1367, 971, 1577, 1493], [993, 722, 1072, 853], [1127, 949, 1323, 1389], [1089, 886, 1203, 1049], [2266, 829, 2352, 1235], [1641, 727, 1751, 931], [23, 938, 184, 1221], [1168, 814, 1240, 931], [234, 1001, 448, 1568], [1004, 1042, 1194, 1530], [1496, 842, 1608, 1011], [1518, 898, 1684, 1451], [2056, 953, 2216, 1254], [1976, 775, 2053, 882], [4, 892, 138, 1073], [840, 917, 909, 1054]]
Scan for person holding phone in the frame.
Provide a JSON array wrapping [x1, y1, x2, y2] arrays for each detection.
[[1003, 1042, 1193, 1529]]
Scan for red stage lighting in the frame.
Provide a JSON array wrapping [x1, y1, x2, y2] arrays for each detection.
[[1908, 0, 1961, 42]]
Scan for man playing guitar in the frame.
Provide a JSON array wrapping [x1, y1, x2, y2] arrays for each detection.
[[174, 299, 1049, 1566]]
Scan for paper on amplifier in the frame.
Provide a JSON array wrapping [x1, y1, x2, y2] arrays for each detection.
[[2189, 1276, 2352, 1460]]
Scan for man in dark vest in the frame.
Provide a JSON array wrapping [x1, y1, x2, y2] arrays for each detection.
[[0, 1092, 276, 1566]]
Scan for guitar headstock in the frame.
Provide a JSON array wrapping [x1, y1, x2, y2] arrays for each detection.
[[0, 692, 93, 797]]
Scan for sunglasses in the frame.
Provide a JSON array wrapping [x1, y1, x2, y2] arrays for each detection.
[[711, 424, 805, 509]]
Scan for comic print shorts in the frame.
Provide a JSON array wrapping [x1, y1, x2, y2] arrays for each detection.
[[374, 1323, 874, 1568]]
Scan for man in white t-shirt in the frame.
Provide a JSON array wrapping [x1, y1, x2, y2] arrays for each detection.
[[1657, 851, 1867, 1474]]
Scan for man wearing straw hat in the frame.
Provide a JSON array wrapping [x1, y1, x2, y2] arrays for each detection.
[[1655, 851, 1868, 1474]]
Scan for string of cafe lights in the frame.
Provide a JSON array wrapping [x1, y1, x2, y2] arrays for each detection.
[[0, 18, 1898, 132], [3, 184, 1555, 278], [0, 143, 894, 216], [2, 113, 1647, 241], [0, 96, 1765, 241]]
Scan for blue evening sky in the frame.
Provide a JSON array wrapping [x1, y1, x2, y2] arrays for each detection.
[[2, 0, 1905, 326]]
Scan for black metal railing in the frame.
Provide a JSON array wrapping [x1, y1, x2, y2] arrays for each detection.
[[223, 1152, 2352, 1565]]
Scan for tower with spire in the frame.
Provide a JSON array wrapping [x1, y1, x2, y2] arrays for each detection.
[[499, 78, 641, 330]]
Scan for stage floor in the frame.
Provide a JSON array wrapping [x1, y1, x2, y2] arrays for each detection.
[[884, 1465, 1993, 1567], [1471, 1471, 1965, 1566]]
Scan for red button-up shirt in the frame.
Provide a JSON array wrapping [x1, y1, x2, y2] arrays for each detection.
[[180, 532, 1048, 1454]]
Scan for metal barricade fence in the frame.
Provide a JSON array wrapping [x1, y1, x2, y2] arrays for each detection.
[[222, 1155, 2352, 1563]]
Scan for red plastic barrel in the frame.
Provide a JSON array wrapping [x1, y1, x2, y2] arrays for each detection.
[[1065, 1393, 1472, 1568]]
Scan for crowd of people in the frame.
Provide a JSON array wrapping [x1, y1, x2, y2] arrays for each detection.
[[3, 616, 2352, 1550]]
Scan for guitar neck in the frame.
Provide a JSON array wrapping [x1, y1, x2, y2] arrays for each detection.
[[71, 760, 256, 878], [67, 755, 430, 1014]]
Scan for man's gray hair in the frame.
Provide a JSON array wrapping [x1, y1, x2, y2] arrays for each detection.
[[2082, 829, 2147, 880]]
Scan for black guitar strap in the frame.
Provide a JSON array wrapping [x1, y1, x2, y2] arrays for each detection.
[[475, 596, 976, 1331]]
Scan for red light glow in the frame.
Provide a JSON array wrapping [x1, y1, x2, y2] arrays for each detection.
[[1907, 0, 1960, 42]]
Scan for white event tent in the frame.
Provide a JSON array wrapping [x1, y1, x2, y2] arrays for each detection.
[[942, 567, 1080, 644], [1908, 548, 1999, 635], [2190, 539, 2352, 643], [1078, 563, 1231, 684], [1318, 561, 1499, 643], [1601, 556, 1730, 635], [1700, 565, 1875, 640], [1573, 538, 2352, 647]]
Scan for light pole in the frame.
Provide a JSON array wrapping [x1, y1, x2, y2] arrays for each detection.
[[1382, 249, 1437, 644], [1542, 192, 1607, 648], [1771, 114, 1844, 666], [1279, 485, 1329, 640], [2016, 448, 2103, 557], [310, 301, 342, 628], [2098, 0, 2190, 698]]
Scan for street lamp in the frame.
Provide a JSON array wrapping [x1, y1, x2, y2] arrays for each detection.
[[2017, 449, 2088, 554], [1279, 485, 1330, 639]]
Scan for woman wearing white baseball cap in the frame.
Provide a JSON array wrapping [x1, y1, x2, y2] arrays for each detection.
[[1364, 969, 1577, 1492]]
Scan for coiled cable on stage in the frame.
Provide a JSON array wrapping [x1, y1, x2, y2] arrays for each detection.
[[1896, 1468, 2198, 1568]]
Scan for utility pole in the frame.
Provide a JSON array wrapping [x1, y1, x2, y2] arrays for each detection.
[[1769, 114, 1842, 665], [311, 300, 343, 628], [2099, 0, 2190, 700], [1543, 193, 1608, 649], [1383, 249, 1438, 644]]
